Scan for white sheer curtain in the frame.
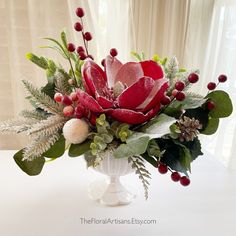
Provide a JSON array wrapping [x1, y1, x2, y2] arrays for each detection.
[[0, 0, 235, 169], [0, 0, 131, 149], [199, 0, 236, 169], [129, 0, 236, 168]]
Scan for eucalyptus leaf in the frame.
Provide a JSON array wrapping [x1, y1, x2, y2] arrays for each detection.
[[14, 149, 45, 176], [43, 135, 65, 158], [113, 136, 150, 158], [201, 117, 219, 135], [171, 97, 207, 110], [206, 90, 233, 118], [69, 140, 92, 157]]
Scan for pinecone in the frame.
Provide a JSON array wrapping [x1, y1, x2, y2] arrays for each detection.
[[177, 116, 202, 142]]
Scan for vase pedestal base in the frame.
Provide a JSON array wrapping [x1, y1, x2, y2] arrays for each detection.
[[88, 176, 136, 206]]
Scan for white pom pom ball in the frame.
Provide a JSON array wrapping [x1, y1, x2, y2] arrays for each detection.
[[63, 118, 89, 144]]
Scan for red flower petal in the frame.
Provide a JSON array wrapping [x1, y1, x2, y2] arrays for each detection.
[[107, 105, 160, 124], [140, 60, 164, 80], [82, 59, 108, 97], [105, 55, 123, 88], [96, 95, 114, 109], [116, 76, 155, 110], [76, 89, 104, 113], [136, 78, 169, 112], [114, 62, 143, 87]]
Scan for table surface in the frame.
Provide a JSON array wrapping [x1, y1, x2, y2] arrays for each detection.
[[0, 150, 236, 236]]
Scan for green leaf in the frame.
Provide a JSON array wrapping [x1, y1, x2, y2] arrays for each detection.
[[183, 138, 203, 161], [175, 141, 192, 172], [140, 114, 176, 137], [141, 153, 157, 167], [131, 51, 142, 61], [113, 136, 150, 158], [184, 107, 209, 131], [14, 149, 45, 176], [41, 82, 55, 99], [69, 140, 92, 157], [43, 135, 65, 158], [201, 117, 219, 135], [171, 96, 207, 110], [206, 90, 233, 118], [26, 53, 48, 69], [61, 30, 68, 49]]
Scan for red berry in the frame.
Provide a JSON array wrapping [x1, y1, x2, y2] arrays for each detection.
[[75, 104, 85, 118], [84, 32, 92, 41], [76, 46, 84, 54], [62, 95, 72, 106], [176, 91, 186, 101], [89, 113, 97, 126], [79, 51, 87, 60], [171, 172, 181, 182], [54, 93, 63, 103], [180, 176, 190, 186], [87, 55, 94, 60], [101, 59, 105, 67], [161, 95, 171, 105], [67, 43, 75, 52], [74, 22, 83, 31], [175, 81, 185, 91], [76, 7, 84, 17], [158, 164, 168, 174], [207, 101, 215, 110], [63, 106, 74, 117], [110, 48, 118, 57], [188, 73, 199, 83], [207, 82, 216, 90], [218, 74, 227, 83], [171, 89, 178, 97], [70, 92, 78, 101]]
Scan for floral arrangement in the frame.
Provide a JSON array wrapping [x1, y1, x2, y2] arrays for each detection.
[[0, 7, 233, 199]]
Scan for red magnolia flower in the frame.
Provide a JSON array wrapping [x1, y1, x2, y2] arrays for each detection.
[[76, 56, 169, 124]]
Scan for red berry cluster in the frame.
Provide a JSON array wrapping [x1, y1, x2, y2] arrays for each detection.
[[54, 92, 96, 124], [161, 73, 199, 107], [206, 74, 227, 111], [67, 7, 93, 60], [158, 163, 190, 186]]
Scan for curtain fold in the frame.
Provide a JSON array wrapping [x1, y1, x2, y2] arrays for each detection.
[[130, 0, 190, 64], [0, 0, 235, 169]]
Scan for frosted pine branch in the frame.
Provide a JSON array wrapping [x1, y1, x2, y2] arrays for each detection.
[[22, 80, 63, 115], [20, 110, 49, 121], [166, 56, 179, 81], [23, 133, 60, 160], [128, 156, 151, 200], [0, 119, 36, 133], [27, 115, 67, 137], [55, 69, 72, 95]]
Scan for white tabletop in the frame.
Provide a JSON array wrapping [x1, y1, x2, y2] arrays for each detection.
[[0, 150, 235, 236]]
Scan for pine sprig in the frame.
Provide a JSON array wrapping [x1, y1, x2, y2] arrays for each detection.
[[0, 119, 36, 133], [128, 156, 151, 200], [27, 115, 66, 137], [20, 110, 49, 121], [166, 56, 179, 82], [55, 69, 72, 95], [23, 133, 60, 161], [22, 80, 63, 115]]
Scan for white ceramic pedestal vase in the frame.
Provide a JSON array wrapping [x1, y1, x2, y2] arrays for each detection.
[[87, 151, 135, 206]]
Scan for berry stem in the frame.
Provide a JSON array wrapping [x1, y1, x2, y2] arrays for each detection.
[[80, 18, 89, 56]]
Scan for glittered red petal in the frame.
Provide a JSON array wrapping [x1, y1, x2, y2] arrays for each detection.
[[116, 76, 155, 110], [107, 105, 160, 124], [76, 89, 104, 113], [140, 60, 164, 80], [114, 62, 143, 87]]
